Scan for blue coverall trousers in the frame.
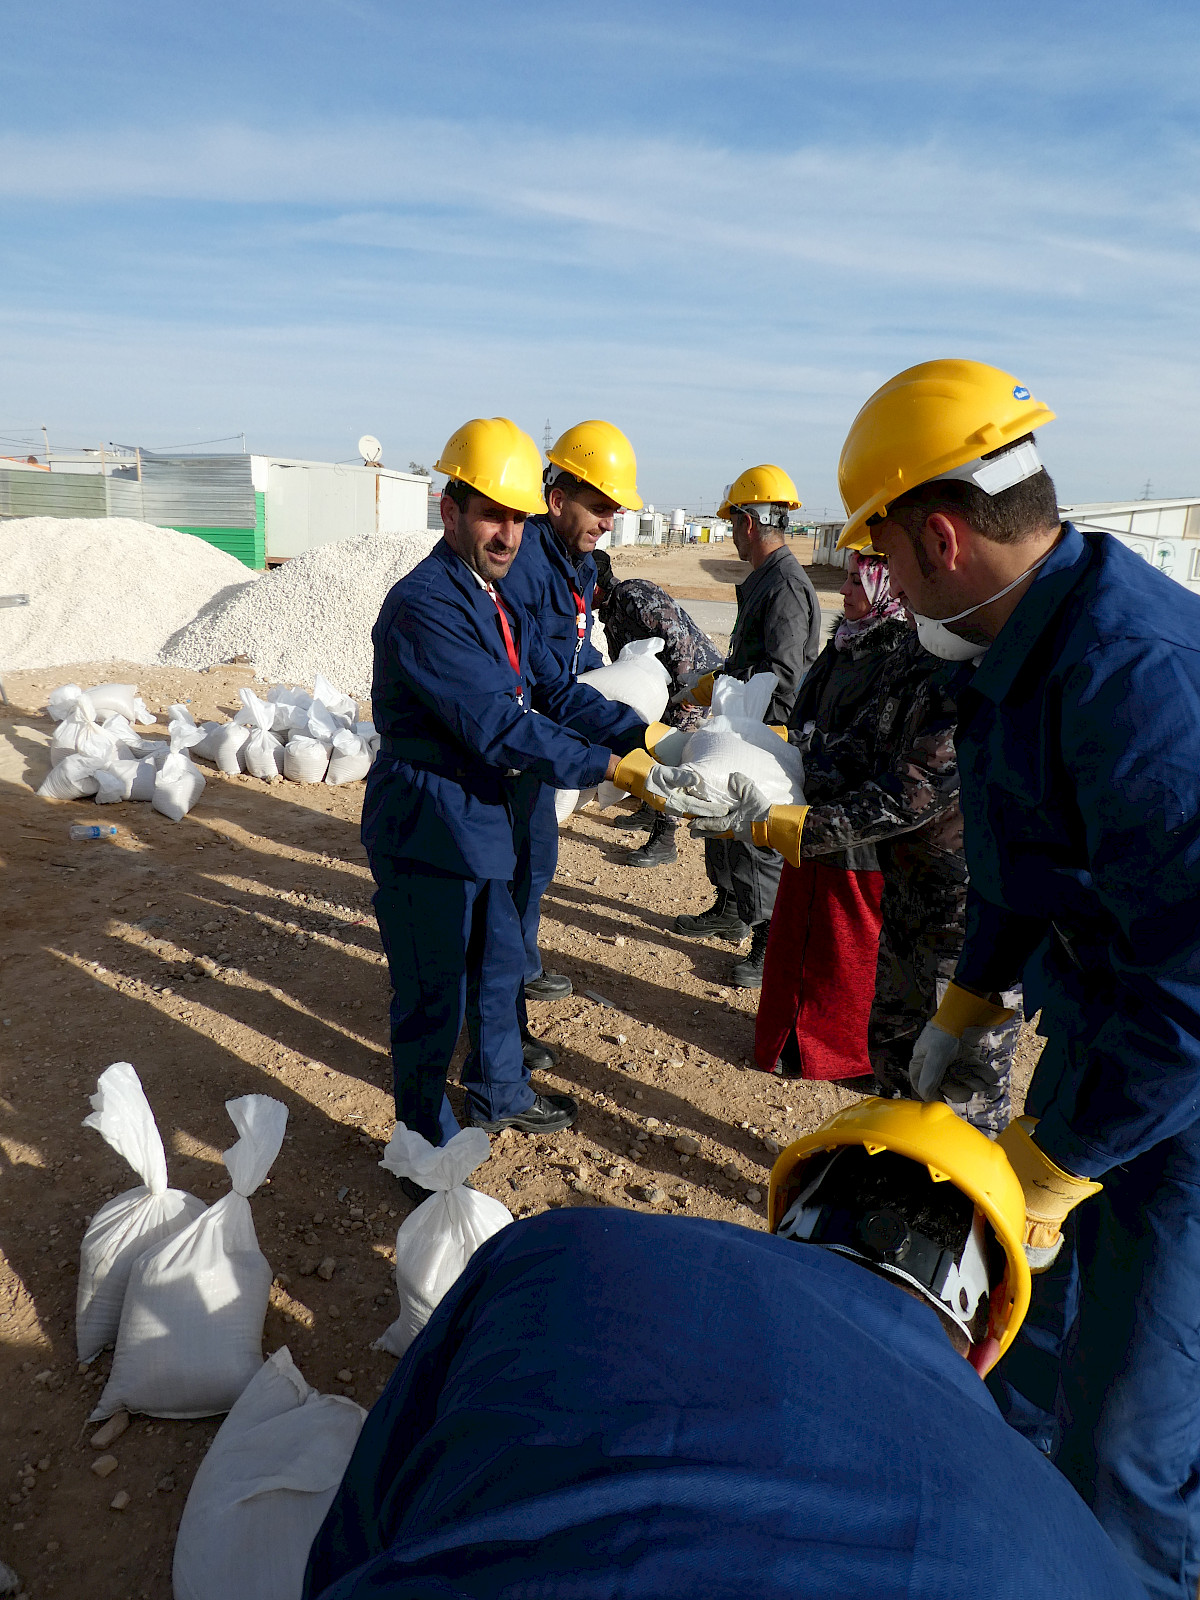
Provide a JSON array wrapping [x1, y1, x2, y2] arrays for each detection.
[[992, 1132, 1200, 1600], [372, 864, 536, 1145], [518, 783, 560, 983]]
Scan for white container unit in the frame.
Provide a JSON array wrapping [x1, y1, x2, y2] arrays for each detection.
[[251, 457, 429, 562]]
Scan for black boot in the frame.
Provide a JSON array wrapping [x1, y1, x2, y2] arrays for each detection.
[[626, 811, 678, 868], [521, 1033, 559, 1071], [674, 889, 750, 941], [612, 801, 654, 831], [730, 922, 771, 989]]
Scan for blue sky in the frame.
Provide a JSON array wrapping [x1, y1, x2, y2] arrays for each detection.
[[1, 0, 1197, 515]]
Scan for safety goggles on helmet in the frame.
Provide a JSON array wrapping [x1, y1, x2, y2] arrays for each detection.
[[725, 496, 791, 532], [777, 1148, 994, 1344]]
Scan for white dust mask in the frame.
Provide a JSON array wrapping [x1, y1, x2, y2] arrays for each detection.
[[912, 549, 1053, 662]]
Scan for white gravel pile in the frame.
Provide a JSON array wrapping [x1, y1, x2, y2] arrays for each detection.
[[160, 530, 440, 695], [0, 517, 256, 670]]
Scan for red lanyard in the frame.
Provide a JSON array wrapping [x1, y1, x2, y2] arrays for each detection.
[[571, 588, 586, 674], [488, 587, 524, 705]]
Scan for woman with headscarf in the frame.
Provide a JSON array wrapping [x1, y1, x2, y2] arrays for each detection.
[[749, 552, 1019, 1134], [753, 553, 909, 1082]]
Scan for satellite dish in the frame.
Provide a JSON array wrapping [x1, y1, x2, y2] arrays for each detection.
[[358, 434, 382, 465]]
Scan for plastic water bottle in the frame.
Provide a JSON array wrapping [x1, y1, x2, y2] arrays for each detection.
[[68, 824, 118, 841]]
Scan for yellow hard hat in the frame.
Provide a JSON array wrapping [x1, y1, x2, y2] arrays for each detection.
[[768, 1097, 1031, 1361], [836, 359, 1055, 551], [435, 418, 546, 517], [547, 420, 644, 511], [718, 464, 801, 522]]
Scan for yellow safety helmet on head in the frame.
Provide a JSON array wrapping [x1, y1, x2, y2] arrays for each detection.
[[837, 359, 1055, 551], [768, 1097, 1031, 1366], [718, 464, 801, 523], [435, 418, 546, 517], [546, 420, 643, 512]]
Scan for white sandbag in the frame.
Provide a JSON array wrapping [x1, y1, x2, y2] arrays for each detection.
[[283, 735, 330, 784], [130, 756, 159, 800], [312, 673, 357, 727], [49, 692, 119, 768], [577, 638, 671, 724], [152, 723, 208, 820], [263, 685, 312, 734], [209, 721, 250, 775], [95, 761, 141, 803], [169, 702, 197, 728], [102, 713, 164, 759], [375, 1125, 512, 1359], [168, 708, 223, 762], [37, 752, 103, 800], [77, 1062, 207, 1362], [46, 683, 84, 722], [355, 719, 380, 755], [239, 688, 286, 779], [324, 728, 372, 786], [86, 683, 145, 721], [172, 1346, 366, 1600], [595, 780, 625, 809], [189, 723, 226, 761], [551, 640, 670, 824], [93, 1094, 288, 1420], [673, 671, 807, 808], [153, 751, 207, 820]]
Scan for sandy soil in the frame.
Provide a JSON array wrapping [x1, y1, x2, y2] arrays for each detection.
[[0, 569, 1038, 1598]]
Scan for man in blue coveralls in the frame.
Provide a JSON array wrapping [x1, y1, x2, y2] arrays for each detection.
[[362, 417, 652, 1174], [303, 1099, 1145, 1599], [500, 419, 644, 1022], [831, 359, 1200, 1600]]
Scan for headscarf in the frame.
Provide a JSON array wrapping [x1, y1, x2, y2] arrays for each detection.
[[833, 552, 907, 652]]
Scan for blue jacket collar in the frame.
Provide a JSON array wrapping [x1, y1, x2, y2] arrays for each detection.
[[966, 523, 1091, 705]]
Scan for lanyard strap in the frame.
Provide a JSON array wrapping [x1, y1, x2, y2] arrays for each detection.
[[570, 587, 587, 675], [488, 587, 524, 705]]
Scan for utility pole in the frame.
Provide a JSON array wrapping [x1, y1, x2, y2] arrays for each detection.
[[1142, 478, 1153, 500], [543, 419, 552, 459], [41, 424, 49, 466]]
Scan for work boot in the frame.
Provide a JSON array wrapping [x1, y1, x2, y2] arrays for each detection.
[[521, 1033, 559, 1071], [524, 971, 573, 1002], [611, 802, 654, 831], [674, 889, 749, 942], [626, 812, 678, 869], [730, 923, 771, 989], [471, 1092, 578, 1133]]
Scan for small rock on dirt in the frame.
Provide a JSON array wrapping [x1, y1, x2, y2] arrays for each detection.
[[91, 1454, 120, 1478], [110, 1489, 131, 1511], [674, 1135, 700, 1155], [316, 1256, 337, 1281], [90, 1410, 129, 1449], [745, 1187, 763, 1204], [336, 1369, 353, 1383]]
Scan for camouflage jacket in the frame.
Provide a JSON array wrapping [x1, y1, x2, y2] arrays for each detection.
[[797, 630, 968, 868]]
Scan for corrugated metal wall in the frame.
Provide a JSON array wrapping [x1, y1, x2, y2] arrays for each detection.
[[0, 469, 106, 519], [137, 453, 255, 528]]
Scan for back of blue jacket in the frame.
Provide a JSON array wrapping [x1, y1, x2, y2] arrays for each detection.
[[362, 540, 644, 879], [953, 525, 1200, 1176], [304, 1209, 1144, 1600], [501, 514, 605, 678]]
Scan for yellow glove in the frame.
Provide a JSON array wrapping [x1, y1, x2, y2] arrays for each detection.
[[769, 725, 790, 741], [754, 804, 809, 865], [644, 721, 672, 754], [610, 747, 664, 809], [689, 671, 715, 707], [933, 981, 1016, 1038], [997, 1116, 1103, 1272]]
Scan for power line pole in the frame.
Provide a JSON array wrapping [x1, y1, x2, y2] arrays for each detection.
[[543, 419, 553, 458]]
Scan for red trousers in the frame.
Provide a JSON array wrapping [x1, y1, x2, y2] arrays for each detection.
[[754, 858, 885, 1079]]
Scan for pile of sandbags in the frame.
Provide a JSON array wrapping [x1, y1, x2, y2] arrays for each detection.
[[36, 674, 380, 820]]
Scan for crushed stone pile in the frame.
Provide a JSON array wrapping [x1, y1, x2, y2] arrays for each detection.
[[0, 517, 256, 670], [160, 530, 440, 696]]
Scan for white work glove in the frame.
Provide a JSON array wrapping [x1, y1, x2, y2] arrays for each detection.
[[689, 773, 775, 843], [641, 764, 737, 819], [909, 1022, 1002, 1103]]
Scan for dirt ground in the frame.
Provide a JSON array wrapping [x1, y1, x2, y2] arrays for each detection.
[[0, 543, 1039, 1599]]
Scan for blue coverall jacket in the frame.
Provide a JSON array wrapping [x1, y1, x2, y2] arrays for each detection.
[[304, 1209, 1145, 1600], [953, 524, 1200, 1178], [501, 513, 605, 679], [953, 524, 1200, 1598], [363, 539, 642, 880]]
